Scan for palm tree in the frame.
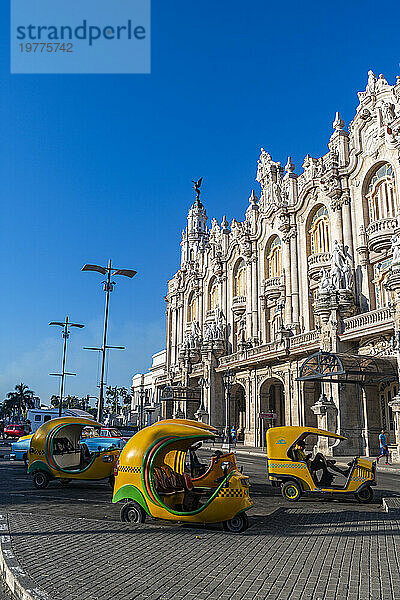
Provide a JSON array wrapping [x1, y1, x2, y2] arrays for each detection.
[[64, 395, 80, 409], [6, 383, 35, 421], [106, 386, 119, 413], [50, 395, 60, 408]]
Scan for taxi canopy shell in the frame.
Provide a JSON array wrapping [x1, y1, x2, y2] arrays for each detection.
[[266, 426, 346, 460], [119, 419, 217, 475], [30, 416, 101, 454]]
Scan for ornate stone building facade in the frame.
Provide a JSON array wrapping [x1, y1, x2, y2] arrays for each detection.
[[156, 72, 400, 460]]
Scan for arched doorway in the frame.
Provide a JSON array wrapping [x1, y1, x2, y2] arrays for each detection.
[[259, 378, 285, 446], [230, 383, 246, 442]]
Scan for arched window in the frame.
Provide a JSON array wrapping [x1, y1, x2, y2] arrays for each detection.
[[208, 277, 219, 311], [187, 293, 197, 322], [270, 306, 281, 341], [309, 206, 330, 255], [233, 259, 246, 297], [373, 259, 391, 308], [366, 163, 397, 222], [266, 236, 282, 278]]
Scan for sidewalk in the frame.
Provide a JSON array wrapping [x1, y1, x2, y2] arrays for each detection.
[[203, 443, 400, 474]]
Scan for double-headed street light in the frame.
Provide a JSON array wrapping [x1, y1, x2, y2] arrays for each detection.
[[82, 259, 136, 423], [49, 316, 84, 417]]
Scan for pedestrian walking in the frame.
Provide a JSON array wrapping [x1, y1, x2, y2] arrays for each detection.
[[230, 425, 237, 447], [377, 429, 390, 464]]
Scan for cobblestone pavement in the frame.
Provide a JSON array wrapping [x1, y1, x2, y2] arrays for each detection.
[[1, 451, 400, 600], [0, 578, 13, 600], [5, 508, 400, 600]]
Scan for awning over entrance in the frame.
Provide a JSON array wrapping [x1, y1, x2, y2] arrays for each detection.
[[297, 351, 398, 385], [160, 386, 201, 402]]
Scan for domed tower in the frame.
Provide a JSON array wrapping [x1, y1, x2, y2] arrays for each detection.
[[181, 178, 209, 265]]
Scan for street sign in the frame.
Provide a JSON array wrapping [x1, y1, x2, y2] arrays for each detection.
[[259, 412, 277, 419]]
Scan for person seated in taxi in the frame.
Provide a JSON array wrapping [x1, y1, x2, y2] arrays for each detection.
[[294, 440, 349, 485], [293, 440, 332, 484]]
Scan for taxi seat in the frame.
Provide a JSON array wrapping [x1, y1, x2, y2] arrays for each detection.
[[153, 467, 183, 496]]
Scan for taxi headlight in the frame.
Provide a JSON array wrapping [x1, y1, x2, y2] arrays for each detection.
[[240, 478, 250, 487], [102, 455, 114, 463]]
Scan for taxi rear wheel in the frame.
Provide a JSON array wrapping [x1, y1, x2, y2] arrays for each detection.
[[281, 481, 302, 502], [120, 501, 146, 524], [354, 487, 373, 503], [33, 471, 50, 490], [222, 513, 249, 533]]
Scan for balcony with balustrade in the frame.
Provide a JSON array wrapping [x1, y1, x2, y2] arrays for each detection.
[[216, 330, 320, 370], [232, 295, 246, 317], [307, 252, 330, 280], [263, 275, 284, 301], [340, 307, 393, 341], [366, 217, 397, 253]]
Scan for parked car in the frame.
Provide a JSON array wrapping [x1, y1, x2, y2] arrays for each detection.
[[10, 434, 33, 465], [82, 426, 132, 444], [4, 423, 30, 440]]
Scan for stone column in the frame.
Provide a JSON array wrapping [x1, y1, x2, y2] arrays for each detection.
[[246, 259, 253, 340], [341, 196, 354, 256], [289, 230, 300, 326], [388, 397, 400, 462], [311, 393, 338, 455], [244, 370, 257, 446], [251, 256, 259, 342], [259, 297, 267, 344], [171, 307, 178, 365], [385, 261, 400, 462], [331, 203, 344, 245], [282, 236, 293, 323], [198, 291, 203, 328]]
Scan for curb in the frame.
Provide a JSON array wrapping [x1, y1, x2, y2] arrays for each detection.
[[382, 497, 400, 514], [203, 446, 400, 473], [0, 513, 50, 600], [203, 445, 265, 458]]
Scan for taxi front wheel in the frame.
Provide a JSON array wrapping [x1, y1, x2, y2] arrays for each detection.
[[354, 487, 373, 503], [222, 513, 249, 533], [281, 481, 302, 502], [120, 501, 146, 524], [33, 471, 50, 490]]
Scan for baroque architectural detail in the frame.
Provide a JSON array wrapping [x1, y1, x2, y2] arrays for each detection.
[[134, 72, 400, 460]]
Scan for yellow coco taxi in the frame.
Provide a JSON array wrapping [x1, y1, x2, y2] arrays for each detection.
[[156, 419, 238, 488], [266, 426, 376, 503], [112, 419, 253, 532], [27, 417, 119, 489]]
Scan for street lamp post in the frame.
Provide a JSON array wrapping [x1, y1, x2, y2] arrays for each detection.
[[222, 369, 234, 452], [82, 259, 136, 423], [195, 376, 209, 423], [138, 387, 146, 430], [49, 316, 84, 418]]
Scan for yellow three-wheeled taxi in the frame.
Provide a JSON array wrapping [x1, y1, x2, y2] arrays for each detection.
[[28, 417, 119, 489], [266, 426, 376, 503], [112, 419, 253, 532]]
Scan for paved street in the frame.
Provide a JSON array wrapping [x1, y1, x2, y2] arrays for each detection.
[[0, 449, 399, 599]]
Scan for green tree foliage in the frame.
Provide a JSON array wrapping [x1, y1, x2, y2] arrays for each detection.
[[105, 386, 131, 413], [2, 383, 35, 420]]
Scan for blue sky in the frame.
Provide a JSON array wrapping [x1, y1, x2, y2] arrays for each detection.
[[1, 0, 399, 405]]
